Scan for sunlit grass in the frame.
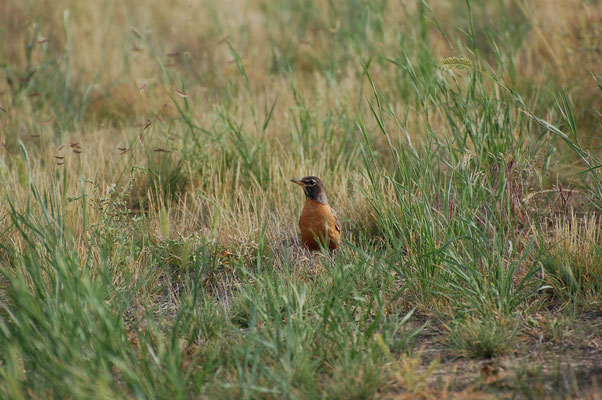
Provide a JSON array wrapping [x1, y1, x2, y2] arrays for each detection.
[[1, 0, 600, 398]]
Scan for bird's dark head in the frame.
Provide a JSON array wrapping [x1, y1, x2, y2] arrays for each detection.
[[290, 176, 328, 204]]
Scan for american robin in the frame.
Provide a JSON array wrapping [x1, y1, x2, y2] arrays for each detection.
[[291, 176, 341, 250]]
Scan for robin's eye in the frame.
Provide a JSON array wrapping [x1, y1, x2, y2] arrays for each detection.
[[309, 179, 315, 185]]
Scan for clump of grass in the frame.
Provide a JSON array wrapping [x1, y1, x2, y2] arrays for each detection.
[[320, 358, 385, 400], [128, 151, 189, 212], [154, 235, 193, 271], [385, 349, 440, 395], [542, 212, 602, 309], [447, 316, 518, 359]]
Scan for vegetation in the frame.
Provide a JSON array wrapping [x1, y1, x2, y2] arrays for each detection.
[[1, 0, 600, 398]]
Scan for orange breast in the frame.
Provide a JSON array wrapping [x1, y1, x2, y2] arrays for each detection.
[[298, 198, 341, 250]]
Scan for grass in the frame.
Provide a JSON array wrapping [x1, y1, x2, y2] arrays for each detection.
[[1, 0, 601, 398], [446, 316, 518, 359]]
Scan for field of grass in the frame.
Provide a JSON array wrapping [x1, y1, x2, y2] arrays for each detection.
[[1, 0, 601, 398]]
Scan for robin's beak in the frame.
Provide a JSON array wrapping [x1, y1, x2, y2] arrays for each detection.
[[290, 179, 306, 186]]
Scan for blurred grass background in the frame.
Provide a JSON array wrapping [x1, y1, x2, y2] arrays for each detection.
[[0, 0, 601, 398]]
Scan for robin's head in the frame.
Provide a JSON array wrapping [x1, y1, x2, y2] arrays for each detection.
[[291, 176, 328, 204]]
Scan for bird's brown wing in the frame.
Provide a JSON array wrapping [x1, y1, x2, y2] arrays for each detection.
[[331, 206, 341, 233]]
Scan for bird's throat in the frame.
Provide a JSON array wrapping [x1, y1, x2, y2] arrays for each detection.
[[303, 187, 328, 204]]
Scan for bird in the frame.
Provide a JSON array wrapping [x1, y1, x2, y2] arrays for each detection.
[[290, 176, 341, 250]]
